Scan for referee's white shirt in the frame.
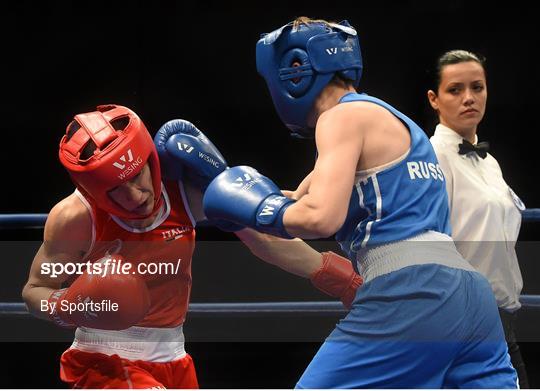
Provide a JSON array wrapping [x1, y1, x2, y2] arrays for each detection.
[[430, 124, 524, 312]]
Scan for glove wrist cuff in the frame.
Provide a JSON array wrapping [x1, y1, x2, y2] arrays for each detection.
[[255, 195, 295, 239]]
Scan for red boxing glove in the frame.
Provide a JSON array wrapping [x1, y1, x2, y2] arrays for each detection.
[[310, 251, 363, 310], [48, 255, 151, 330]]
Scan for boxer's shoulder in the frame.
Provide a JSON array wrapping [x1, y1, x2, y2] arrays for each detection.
[[317, 100, 391, 139], [45, 194, 93, 244]]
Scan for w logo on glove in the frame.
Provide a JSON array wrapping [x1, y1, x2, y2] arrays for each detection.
[[232, 173, 255, 188], [259, 205, 275, 217], [176, 142, 194, 153]]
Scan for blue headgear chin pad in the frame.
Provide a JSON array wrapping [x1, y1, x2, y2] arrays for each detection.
[[256, 20, 363, 138]]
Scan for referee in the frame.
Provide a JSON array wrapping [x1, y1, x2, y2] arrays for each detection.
[[428, 50, 528, 388]]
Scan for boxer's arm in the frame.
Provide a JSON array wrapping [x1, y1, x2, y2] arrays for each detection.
[[283, 107, 363, 238], [235, 229, 321, 277], [292, 170, 313, 200], [236, 229, 362, 308], [22, 195, 92, 320], [282, 171, 313, 200]]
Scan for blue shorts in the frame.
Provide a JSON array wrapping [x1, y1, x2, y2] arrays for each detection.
[[296, 264, 517, 389]]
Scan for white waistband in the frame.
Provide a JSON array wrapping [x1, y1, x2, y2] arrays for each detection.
[[69, 325, 186, 362], [356, 231, 476, 282]]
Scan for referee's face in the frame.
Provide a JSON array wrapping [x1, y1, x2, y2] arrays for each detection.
[[431, 61, 487, 135]]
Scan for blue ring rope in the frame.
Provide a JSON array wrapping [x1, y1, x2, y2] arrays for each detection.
[[1, 296, 539, 317], [1, 209, 539, 228]]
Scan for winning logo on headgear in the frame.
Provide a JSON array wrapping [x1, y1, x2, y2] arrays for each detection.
[[112, 149, 135, 170], [58, 104, 162, 219], [256, 19, 363, 138]]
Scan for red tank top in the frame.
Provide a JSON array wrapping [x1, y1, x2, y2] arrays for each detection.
[[77, 180, 195, 327]]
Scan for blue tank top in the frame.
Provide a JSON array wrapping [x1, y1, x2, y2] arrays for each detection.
[[335, 93, 451, 260]]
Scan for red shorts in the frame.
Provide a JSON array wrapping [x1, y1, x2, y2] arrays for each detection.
[[60, 349, 199, 389]]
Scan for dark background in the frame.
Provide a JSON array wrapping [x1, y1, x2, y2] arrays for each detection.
[[1, 0, 539, 388]]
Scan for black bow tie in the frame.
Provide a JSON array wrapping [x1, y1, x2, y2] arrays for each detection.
[[458, 139, 490, 159]]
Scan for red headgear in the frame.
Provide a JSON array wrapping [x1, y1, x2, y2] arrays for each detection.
[[59, 105, 162, 219]]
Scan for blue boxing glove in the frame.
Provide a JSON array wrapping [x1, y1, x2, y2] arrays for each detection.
[[154, 119, 242, 232], [154, 119, 227, 189], [203, 166, 296, 238]]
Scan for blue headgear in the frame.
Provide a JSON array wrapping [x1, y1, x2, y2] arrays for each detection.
[[256, 20, 363, 138]]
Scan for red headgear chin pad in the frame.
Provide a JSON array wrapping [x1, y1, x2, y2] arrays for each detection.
[[59, 105, 162, 219]]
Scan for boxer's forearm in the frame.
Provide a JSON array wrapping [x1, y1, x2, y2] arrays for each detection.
[[282, 199, 344, 239], [22, 283, 56, 320], [236, 228, 322, 278], [23, 242, 73, 321], [290, 171, 313, 200]]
